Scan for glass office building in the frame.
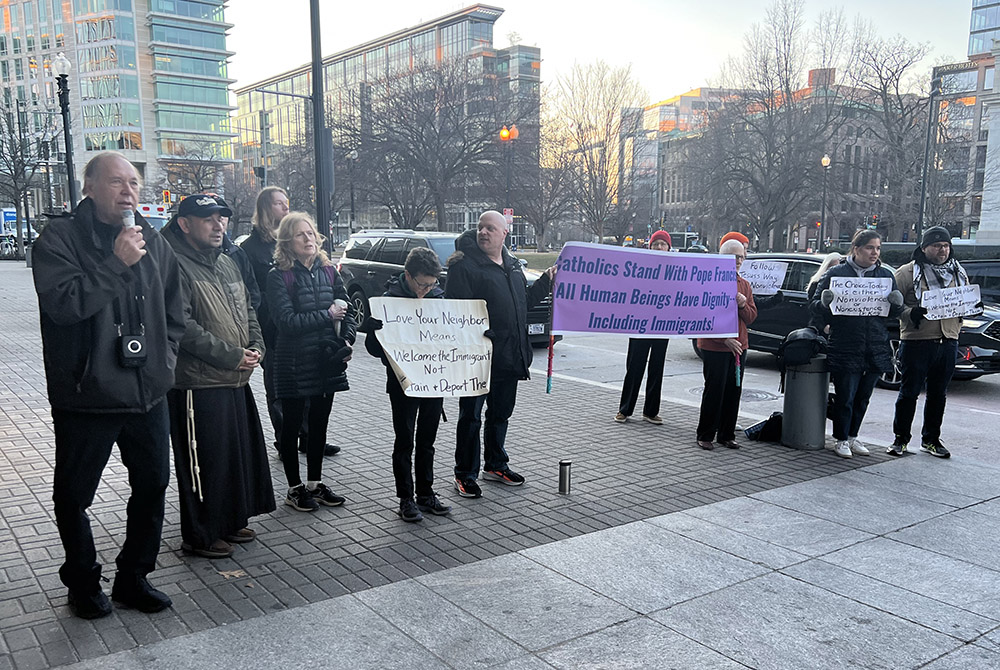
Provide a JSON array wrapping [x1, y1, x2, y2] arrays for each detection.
[[0, 0, 234, 208], [970, 0, 1000, 58]]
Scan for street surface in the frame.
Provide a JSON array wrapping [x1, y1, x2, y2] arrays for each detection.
[[540, 333, 1000, 466]]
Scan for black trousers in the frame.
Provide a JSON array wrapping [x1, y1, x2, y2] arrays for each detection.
[[278, 394, 334, 487], [619, 338, 668, 417], [893, 339, 957, 444], [455, 377, 518, 479], [388, 386, 442, 499], [697, 349, 746, 442], [52, 400, 171, 592]]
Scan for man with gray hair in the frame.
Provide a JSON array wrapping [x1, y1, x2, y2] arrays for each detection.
[[446, 210, 555, 498], [32, 152, 184, 618]]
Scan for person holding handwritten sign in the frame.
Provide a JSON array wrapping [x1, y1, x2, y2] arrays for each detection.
[[696, 238, 757, 451], [811, 230, 903, 459], [446, 211, 555, 499], [362, 248, 453, 522], [888, 227, 977, 459], [615, 230, 672, 425]]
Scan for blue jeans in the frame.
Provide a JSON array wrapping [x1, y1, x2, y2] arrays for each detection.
[[892, 339, 957, 444], [830, 369, 880, 441]]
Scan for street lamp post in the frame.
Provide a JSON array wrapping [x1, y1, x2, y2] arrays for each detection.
[[820, 153, 831, 250], [347, 149, 358, 231], [52, 52, 78, 210], [917, 76, 943, 241]]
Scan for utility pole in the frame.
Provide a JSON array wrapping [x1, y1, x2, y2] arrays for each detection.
[[309, 0, 332, 245]]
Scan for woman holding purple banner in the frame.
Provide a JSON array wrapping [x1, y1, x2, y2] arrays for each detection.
[[615, 230, 672, 425], [696, 238, 757, 450]]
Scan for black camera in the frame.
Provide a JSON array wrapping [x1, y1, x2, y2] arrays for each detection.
[[118, 334, 147, 368]]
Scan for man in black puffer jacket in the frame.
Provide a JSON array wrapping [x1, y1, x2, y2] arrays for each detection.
[[446, 211, 555, 499]]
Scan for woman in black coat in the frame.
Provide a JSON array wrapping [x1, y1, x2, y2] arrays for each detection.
[[266, 212, 356, 512], [810, 230, 903, 459]]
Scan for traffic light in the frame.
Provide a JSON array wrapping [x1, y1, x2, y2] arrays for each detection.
[[254, 166, 266, 182], [815, 221, 821, 228], [162, 189, 170, 204]]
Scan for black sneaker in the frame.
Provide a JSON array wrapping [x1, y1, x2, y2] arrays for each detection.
[[482, 468, 525, 486], [111, 573, 172, 613], [299, 441, 341, 456], [397, 498, 423, 522], [453, 477, 482, 498], [416, 493, 452, 516], [886, 440, 908, 457], [286, 484, 319, 511], [920, 439, 951, 459], [67, 589, 112, 619], [310, 482, 345, 507]]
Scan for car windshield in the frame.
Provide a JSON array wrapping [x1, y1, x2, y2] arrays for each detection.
[[425, 237, 459, 265]]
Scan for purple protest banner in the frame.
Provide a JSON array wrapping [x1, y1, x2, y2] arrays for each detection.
[[552, 242, 739, 338]]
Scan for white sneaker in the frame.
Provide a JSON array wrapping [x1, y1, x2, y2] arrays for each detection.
[[848, 438, 870, 456], [834, 440, 853, 458], [824, 439, 836, 451]]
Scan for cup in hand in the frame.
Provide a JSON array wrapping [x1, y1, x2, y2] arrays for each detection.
[[331, 299, 348, 337]]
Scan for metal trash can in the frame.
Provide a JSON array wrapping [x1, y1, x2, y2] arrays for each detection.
[[24, 245, 32, 268], [781, 354, 828, 450]]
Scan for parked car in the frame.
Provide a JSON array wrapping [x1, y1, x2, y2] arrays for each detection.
[[337, 229, 558, 346], [960, 258, 1000, 305], [692, 252, 1000, 389]]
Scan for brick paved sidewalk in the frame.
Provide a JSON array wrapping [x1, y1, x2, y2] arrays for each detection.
[[0, 263, 883, 669]]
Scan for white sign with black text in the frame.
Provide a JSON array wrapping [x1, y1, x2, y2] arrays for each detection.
[[740, 260, 788, 296], [829, 277, 893, 317], [920, 285, 982, 321], [370, 297, 493, 398]]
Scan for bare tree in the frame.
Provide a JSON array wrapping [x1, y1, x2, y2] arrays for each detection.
[[160, 139, 230, 196], [688, 0, 842, 249], [555, 61, 648, 243], [221, 165, 259, 238], [0, 105, 57, 256]]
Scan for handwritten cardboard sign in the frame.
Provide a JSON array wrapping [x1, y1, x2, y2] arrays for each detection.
[[829, 277, 893, 316], [920, 285, 982, 320], [740, 260, 787, 296], [370, 297, 492, 398], [551, 242, 738, 338]]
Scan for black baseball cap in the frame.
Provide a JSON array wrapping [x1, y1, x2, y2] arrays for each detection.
[[177, 194, 233, 218]]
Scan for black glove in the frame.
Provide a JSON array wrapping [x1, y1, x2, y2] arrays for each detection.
[[773, 290, 784, 303], [360, 316, 383, 333], [910, 305, 928, 328], [483, 329, 496, 340]]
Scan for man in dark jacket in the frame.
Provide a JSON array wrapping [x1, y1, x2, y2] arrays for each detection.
[[888, 226, 973, 458], [162, 194, 275, 559], [32, 152, 185, 619], [446, 210, 555, 498]]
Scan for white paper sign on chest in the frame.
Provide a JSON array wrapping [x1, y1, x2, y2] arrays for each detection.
[[920, 284, 982, 321], [370, 297, 493, 398], [829, 277, 892, 317]]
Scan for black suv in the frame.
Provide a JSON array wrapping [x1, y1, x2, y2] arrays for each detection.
[[337, 229, 557, 346], [692, 252, 1000, 389]]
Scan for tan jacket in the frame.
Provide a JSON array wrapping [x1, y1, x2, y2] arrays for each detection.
[[894, 260, 962, 341]]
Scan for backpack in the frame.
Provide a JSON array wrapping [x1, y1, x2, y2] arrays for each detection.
[[777, 327, 827, 392]]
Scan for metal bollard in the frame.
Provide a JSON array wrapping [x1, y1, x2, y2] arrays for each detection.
[[558, 460, 571, 494]]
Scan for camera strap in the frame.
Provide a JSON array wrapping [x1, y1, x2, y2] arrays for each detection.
[[113, 292, 146, 337]]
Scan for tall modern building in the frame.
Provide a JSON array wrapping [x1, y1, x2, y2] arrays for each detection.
[[232, 3, 541, 234], [970, 0, 1000, 58], [0, 0, 234, 211]]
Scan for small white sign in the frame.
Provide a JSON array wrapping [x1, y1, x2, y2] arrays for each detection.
[[370, 297, 493, 398], [829, 277, 892, 316], [740, 260, 787, 296], [920, 284, 982, 321]]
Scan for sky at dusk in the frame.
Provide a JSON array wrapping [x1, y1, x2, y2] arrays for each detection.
[[227, 0, 973, 102]]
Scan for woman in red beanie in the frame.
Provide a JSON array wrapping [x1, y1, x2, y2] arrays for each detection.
[[615, 230, 672, 425]]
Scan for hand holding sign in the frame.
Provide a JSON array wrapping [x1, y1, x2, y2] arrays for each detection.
[[919, 285, 982, 320], [829, 277, 893, 316], [740, 260, 787, 296]]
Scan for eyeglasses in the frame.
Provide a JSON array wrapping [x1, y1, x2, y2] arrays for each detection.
[[926, 242, 950, 250], [415, 279, 439, 289]]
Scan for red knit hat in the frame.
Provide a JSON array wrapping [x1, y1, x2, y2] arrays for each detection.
[[649, 230, 671, 248], [720, 231, 749, 247]]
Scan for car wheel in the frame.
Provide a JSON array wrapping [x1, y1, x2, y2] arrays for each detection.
[[350, 288, 369, 324], [691, 339, 704, 360], [876, 338, 902, 390]]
